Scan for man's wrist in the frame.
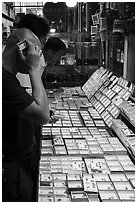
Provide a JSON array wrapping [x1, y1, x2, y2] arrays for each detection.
[[28, 68, 41, 77]]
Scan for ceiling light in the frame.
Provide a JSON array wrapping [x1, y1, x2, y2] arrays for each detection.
[[50, 28, 56, 33], [66, 1, 77, 8]]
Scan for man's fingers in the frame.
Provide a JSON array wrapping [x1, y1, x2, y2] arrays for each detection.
[[17, 46, 25, 60]]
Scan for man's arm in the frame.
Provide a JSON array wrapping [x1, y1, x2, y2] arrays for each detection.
[[24, 70, 50, 124], [18, 42, 50, 125]]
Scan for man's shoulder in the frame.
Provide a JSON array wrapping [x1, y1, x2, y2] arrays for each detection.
[[2, 68, 16, 80], [2, 69, 21, 91]]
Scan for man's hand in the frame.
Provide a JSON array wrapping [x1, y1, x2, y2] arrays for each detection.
[[17, 41, 44, 76], [49, 110, 59, 124]]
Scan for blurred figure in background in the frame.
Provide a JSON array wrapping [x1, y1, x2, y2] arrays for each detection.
[[42, 37, 66, 84]]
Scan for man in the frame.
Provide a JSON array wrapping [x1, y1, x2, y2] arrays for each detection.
[[43, 37, 66, 65], [2, 14, 50, 201], [42, 37, 66, 84]]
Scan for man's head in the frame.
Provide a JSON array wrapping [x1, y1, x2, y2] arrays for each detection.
[[16, 13, 50, 46], [42, 37, 66, 65], [3, 14, 50, 74], [3, 28, 42, 74]]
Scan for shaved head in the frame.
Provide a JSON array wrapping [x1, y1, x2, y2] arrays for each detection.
[[6, 28, 41, 50], [3, 28, 42, 74]]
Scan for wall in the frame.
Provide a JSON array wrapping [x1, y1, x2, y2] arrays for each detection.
[[126, 34, 135, 83]]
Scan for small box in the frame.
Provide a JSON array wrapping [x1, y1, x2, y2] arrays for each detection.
[[120, 160, 134, 166], [125, 173, 135, 180], [38, 194, 54, 202], [54, 180, 66, 188], [67, 174, 81, 181], [50, 160, 61, 165], [53, 187, 67, 195], [50, 156, 61, 161], [72, 160, 85, 171], [67, 180, 83, 190], [122, 165, 135, 172], [67, 149, 79, 155], [113, 181, 133, 191], [99, 190, 119, 200], [52, 173, 66, 181], [83, 180, 98, 193], [106, 160, 122, 167], [104, 155, 117, 161], [71, 191, 89, 202], [92, 173, 110, 182], [117, 190, 135, 201], [89, 146, 104, 156], [97, 181, 115, 191], [70, 156, 83, 161], [87, 193, 100, 202], [39, 164, 51, 172], [50, 164, 62, 170], [116, 155, 131, 161], [62, 165, 72, 171], [79, 149, 90, 155], [39, 186, 53, 195], [109, 174, 128, 182], [109, 165, 124, 173], [40, 173, 52, 183], [54, 195, 70, 202], [41, 140, 52, 147], [41, 147, 53, 155]]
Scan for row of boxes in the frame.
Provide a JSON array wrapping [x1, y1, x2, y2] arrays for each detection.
[[82, 67, 107, 98], [63, 86, 86, 97], [39, 169, 135, 184], [41, 127, 111, 138], [43, 109, 110, 128], [38, 171, 135, 201], [88, 107, 102, 119], [103, 88, 116, 100], [39, 154, 134, 175], [117, 77, 134, 92], [41, 133, 127, 156], [88, 69, 134, 131], [38, 149, 135, 202], [85, 156, 135, 174]]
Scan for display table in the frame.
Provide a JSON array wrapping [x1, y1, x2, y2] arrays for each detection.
[[37, 67, 135, 202]]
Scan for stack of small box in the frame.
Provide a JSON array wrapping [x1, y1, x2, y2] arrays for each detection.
[[53, 136, 67, 155], [38, 172, 70, 202], [38, 68, 135, 202], [41, 139, 53, 155], [39, 135, 135, 201]]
